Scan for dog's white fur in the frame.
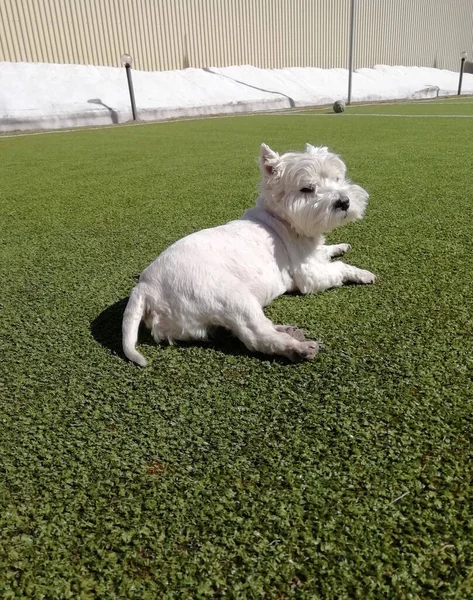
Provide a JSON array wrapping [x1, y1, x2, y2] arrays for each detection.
[[123, 143, 375, 365]]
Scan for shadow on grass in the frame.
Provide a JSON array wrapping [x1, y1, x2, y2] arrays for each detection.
[[91, 298, 131, 361], [91, 297, 293, 364]]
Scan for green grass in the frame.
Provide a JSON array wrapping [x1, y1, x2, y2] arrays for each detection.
[[300, 96, 473, 115], [1, 102, 473, 598]]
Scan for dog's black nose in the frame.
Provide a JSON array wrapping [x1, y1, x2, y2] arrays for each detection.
[[334, 196, 350, 211]]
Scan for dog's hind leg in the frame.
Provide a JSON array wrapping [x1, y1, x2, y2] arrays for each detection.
[[225, 297, 320, 361], [150, 311, 209, 345]]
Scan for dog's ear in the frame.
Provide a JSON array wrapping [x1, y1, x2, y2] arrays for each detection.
[[305, 143, 330, 156], [260, 143, 280, 177], [305, 143, 317, 155]]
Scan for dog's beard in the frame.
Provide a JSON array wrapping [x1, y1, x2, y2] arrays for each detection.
[[264, 183, 368, 238]]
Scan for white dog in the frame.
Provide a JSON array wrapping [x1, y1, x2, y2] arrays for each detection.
[[122, 143, 375, 366]]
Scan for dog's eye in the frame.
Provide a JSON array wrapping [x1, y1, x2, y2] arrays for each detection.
[[300, 186, 315, 194]]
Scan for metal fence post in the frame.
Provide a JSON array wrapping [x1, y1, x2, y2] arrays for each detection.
[[347, 0, 356, 105]]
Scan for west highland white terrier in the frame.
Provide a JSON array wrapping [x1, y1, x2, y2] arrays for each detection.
[[122, 143, 375, 366]]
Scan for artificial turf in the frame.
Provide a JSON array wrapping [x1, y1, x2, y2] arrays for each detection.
[[298, 96, 473, 115], [1, 101, 473, 598]]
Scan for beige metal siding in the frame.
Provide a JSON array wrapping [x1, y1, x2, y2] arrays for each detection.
[[356, 0, 473, 70], [0, 0, 472, 72]]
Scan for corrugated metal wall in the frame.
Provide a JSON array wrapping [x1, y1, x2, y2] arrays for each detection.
[[0, 0, 472, 72], [356, 0, 473, 70]]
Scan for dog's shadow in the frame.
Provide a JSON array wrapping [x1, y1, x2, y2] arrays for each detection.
[[91, 298, 292, 364], [91, 298, 137, 361]]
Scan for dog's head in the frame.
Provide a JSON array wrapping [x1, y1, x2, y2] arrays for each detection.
[[258, 143, 369, 237]]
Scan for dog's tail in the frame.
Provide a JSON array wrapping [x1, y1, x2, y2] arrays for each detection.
[[122, 286, 147, 367]]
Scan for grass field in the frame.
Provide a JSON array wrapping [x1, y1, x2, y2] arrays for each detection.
[[1, 98, 473, 598]]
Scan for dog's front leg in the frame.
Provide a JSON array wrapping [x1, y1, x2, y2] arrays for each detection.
[[295, 261, 376, 294], [323, 243, 351, 259], [315, 243, 352, 262]]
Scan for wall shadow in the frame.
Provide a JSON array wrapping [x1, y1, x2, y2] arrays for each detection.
[[182, 33, 190, 69], [87, 98, 119, 124], [202, 67, 295, 108], [464, 60, 473, 75]]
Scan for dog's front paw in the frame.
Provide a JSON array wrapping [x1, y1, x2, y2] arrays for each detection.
[[344, 267, 376, 286], [357, 269, 376, 285], [331, 243, 351, 258]]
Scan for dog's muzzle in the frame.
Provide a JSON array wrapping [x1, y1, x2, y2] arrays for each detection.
[[333, 195, 350, 211]]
